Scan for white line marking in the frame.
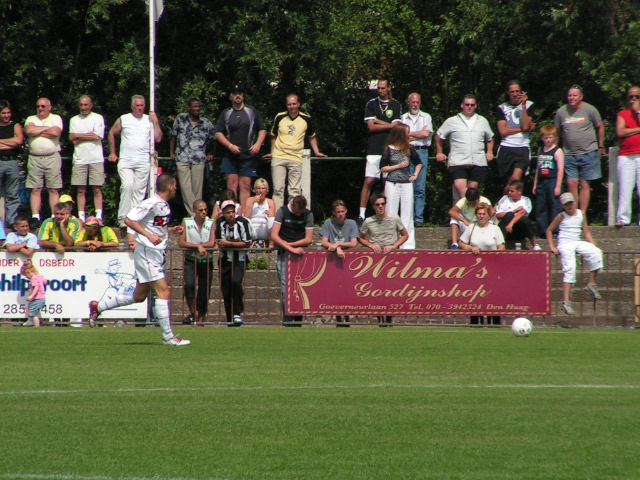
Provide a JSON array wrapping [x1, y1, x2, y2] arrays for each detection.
[[0, 474, 230, 480], [1, 383, 638, 397]]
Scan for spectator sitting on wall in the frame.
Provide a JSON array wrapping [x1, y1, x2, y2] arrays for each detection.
[[74, 216, 119, 251]]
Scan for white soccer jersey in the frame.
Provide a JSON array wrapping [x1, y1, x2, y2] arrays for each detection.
[[126, 194, 171, 250]]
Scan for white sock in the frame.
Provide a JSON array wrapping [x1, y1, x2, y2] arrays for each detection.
[[153, 299, 173, 339], [99, 292, 135, 312], [32, 214, 40, 220], [359, 207, 366, 218], [79, 211, 86, 221], [96, 209, 103, 219]]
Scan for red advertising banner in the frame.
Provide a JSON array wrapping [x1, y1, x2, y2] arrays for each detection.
[[286, 250, 551, 316]]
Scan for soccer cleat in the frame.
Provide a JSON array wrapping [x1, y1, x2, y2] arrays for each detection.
[[88, 301, 100, 328], [233, 314, 244, 326], [585, 283, 601, 300], [561, 301, 575, 315], [163, 335, 191, 346]]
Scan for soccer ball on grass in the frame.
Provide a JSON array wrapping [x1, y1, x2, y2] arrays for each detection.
[[511, 317, 532, 337]]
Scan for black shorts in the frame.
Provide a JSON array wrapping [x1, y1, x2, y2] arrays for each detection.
[[496, 146, 530, 178], [448, 165, 488, 183]]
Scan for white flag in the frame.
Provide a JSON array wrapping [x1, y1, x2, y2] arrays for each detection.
[[145, 0, 164, 21]]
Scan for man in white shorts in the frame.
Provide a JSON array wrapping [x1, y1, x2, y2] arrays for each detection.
[[89, 174, 190, 346]]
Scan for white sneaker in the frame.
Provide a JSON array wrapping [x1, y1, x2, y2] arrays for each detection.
[[22, 318, 34, 327], [163, 335, 191, 346], [233, 314, 244, 326], [533, 245, 542, 251], [561, 301, 575, 315]]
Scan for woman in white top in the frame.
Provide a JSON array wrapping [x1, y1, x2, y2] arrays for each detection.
[[244, 178, 275, 247], [459, 202, 504, 325]]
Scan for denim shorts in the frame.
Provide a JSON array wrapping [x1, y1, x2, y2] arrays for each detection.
[[221, 157, 258, 177], [28, 298, 46, 317], [564, 150, 602, 181]]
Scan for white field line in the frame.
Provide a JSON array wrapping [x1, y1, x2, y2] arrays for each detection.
[[0, 383, 639, 397]]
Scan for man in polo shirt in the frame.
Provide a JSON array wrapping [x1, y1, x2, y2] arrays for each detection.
[[171, 98, 215, 216], [554, 85, 605, 214], [270, 194, 314, 326], [215, 85, 267, 209], [268, 94, 326, 211], [358, 79, 403, 225], [496, 80, 535, 191], [24, 97, 63, 227], [38, 202, 81, 253], [435, 94, 494, 201], [69, 95, 106, 222], [401, 92, 432, 227]]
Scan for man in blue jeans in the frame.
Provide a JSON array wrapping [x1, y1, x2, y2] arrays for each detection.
[[401, 93, 432, 227], [270, 195, 313, 326]]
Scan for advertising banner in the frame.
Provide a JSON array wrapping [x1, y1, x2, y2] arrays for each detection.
[[0, 252, 147, 318], [286, 250, 551, 316]]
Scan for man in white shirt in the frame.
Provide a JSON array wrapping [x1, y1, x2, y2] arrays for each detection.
[[69, 95, 105, 221], [435, 94, 494, 201], [24, 98, 63, 226], [108, 94, 162, 227], [401, 93, 432, 227]]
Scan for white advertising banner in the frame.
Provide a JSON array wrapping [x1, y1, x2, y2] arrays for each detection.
[[0, 252, 147, 319]]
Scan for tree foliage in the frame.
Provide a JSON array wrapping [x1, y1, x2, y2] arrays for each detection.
[[1, 0, 638, 224]]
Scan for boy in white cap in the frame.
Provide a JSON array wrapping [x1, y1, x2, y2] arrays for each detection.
[[546, 192, 603, 315]]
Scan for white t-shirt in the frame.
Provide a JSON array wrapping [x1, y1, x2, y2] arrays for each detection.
[[25, 114, 63, 155], [460, 223, 505, 251], [119, 113, 151, 164], [126, 194, 171, 250], [495, 195, 532, 215], [70, 112, 105, 164]]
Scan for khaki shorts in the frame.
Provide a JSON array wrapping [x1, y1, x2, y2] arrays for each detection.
[[26, 152, 63, 189], [71, 163, 105, 186]]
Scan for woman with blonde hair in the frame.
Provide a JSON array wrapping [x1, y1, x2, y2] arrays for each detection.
[[244, 177, 275, 247]]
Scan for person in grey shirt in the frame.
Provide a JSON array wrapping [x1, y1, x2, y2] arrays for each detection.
[[554, 85, 605, 214]]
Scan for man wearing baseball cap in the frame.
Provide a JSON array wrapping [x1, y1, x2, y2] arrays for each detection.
[[215, 84, 267, 210], [75, 216, 119, 251]]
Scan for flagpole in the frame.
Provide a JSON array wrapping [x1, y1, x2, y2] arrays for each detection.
[[148, 0, 157, 196]]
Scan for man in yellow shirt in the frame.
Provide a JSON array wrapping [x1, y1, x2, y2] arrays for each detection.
[[75, 216, 119, 251], [268, 94, 326, 210], [38, 203, 81, 253]]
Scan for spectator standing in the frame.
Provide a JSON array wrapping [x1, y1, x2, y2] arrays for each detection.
[[358, 80, 402, 225], [359, 192, 408, 326], [496, 81, 535, 191], [0, 100, 24, 228], [554, 85, 605, 214], [24, 98, 63, 227], [244, 177, 276, 248], [270, 195, 314, 326], [436, 94, 494, 201], [178, 199, 215, 325], [74, 216, 119, 251], [321, 199, 359, 327], [89, 174, 190, 346], [380, 124, 422, 249], [38, 202, 81, 253], [615, 86, 640, 226], [448, 187, 494, 250], [546, 192, 603, 315], [400, 93, 432, 227], [170, 98, 215, 216], [108, 95, 162, 228], [4, 216, 39, 257], [69, 95, 106, 222], [215, 200, 252, 326], [532, 125, 564, 236], [268, 94, 326, 211], [495, 180, 540, 250], [215, 85, 267, 209]]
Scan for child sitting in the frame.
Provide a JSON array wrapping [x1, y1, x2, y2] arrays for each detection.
[[495, 180, 540, 250], [546, 192, 603, 315]]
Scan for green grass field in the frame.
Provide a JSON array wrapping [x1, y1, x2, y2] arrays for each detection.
[[1, 326, 638, 480]]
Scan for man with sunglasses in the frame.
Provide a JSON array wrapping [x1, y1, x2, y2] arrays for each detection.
[[435, 94, 494, 202], [614, 86, 640, 226], [554, 85, 605, 215], [24, 98, 63, 228]]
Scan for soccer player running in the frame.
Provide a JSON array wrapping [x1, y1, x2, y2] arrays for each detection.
[[89, 174, 190, 346]]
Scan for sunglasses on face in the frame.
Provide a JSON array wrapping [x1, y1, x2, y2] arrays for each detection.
[[374, 202, 386, 206], [629, 95, 640, 100]]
